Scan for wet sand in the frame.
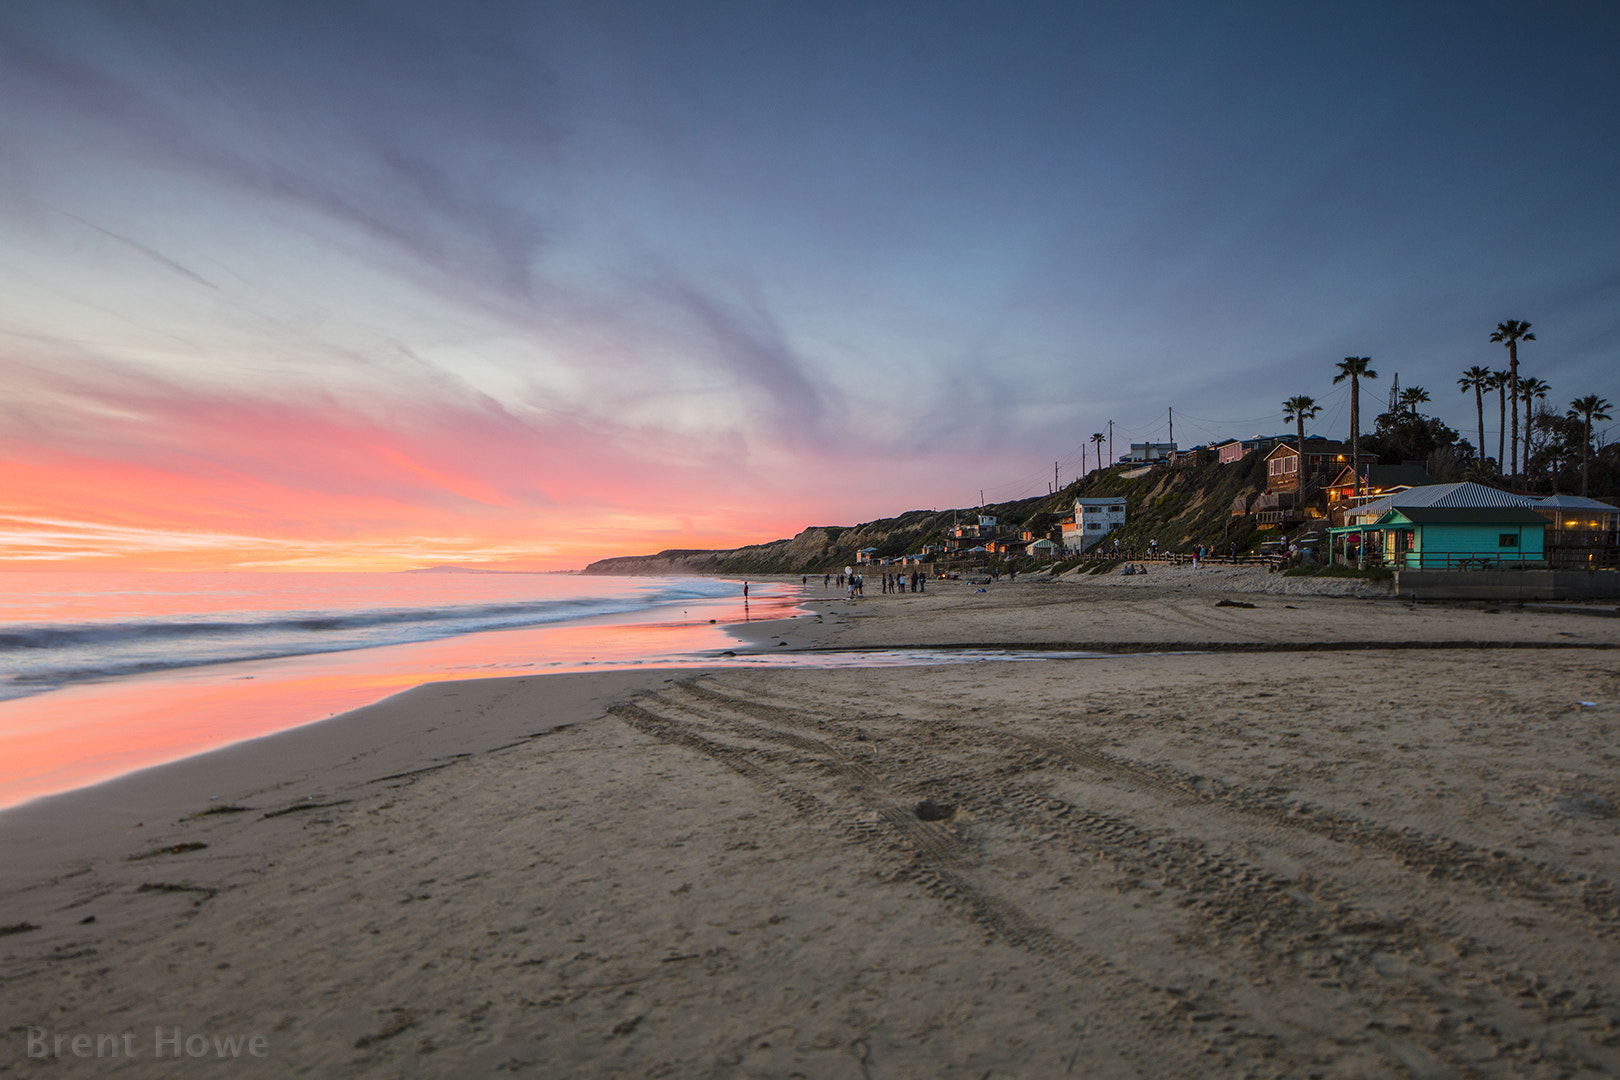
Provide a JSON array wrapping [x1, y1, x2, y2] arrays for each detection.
[[3, 578, 1620, 1077]]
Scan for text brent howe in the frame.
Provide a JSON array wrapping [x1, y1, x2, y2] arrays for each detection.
[[27, 1027, 269, 1059]]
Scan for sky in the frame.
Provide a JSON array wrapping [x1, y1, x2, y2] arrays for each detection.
[[2, 1, 1617, 570]]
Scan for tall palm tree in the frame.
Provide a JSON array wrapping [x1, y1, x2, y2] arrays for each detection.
[[1399, 386, 1430, 417], [1490, 369, 1511, 475], [1333, 357, 1377, 497], [1458, 365, 1493, 469], [1568, 395, 1613, 497], [1518, 377, 1550, 487], [1090, 431, 1105, 473], [1491, 320, 1534, 477], [1282, 395, 1321, 502]]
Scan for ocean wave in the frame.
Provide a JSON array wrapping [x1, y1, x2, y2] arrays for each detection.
[[0, 577, 740, 695]]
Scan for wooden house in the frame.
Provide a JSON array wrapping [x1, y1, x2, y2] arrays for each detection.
[[1216, 435, 1290, 465], [1263, 439, 1377, 497], [1325, 464, 1436, 524]]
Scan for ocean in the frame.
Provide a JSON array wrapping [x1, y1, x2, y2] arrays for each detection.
[[0, 571, 1102, 810], [0, 571, 792, 809], [0, 571, 768, 702]]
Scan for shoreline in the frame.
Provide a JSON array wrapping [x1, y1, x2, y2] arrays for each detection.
[[4, 578, 1619, 1076], [0, 580, 802, 812]]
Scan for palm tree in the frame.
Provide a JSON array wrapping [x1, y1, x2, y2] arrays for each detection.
[[1491, 320, 1535, 477], [1568, 395, 1613, 497], [1518, 377, 1550, 487], [1458, 365, 1493, 469], [1490, 369, 1511, 475], [1090, 431, 1105, 473], [1333, 357, 1377, 497], [1282, 395, 1321, 502], [1399, 386, 1430, 417]]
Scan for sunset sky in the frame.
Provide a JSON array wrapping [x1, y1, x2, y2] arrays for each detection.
[[2, 1, 1617, 570]]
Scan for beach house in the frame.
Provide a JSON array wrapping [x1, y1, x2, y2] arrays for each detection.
[[1125, 442, 1177, 464], [1533, 495, 1620, 568], [1215, 435, 1291, 465], [1263, 438, 1377, 497], [1325, 464, 1436, 525], [1062, 497, 1127, 552], [1327, 481, 1541, 567], [1350, 506, 1546, 570]]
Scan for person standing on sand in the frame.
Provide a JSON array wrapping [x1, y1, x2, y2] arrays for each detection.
[[743, 581, 749, 603]]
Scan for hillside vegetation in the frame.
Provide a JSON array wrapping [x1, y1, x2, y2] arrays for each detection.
[[584, 452, 1271, 574]]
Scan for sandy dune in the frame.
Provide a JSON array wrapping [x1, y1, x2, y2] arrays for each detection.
[[3, 580, 1619, 1077]]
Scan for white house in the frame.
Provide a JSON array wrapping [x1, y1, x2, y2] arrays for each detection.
[[1126, 442, 1176, 463], [1064, 497, 1127, 551]]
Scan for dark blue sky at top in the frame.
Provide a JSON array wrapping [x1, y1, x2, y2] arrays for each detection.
[[2, 0, 1616, 512]]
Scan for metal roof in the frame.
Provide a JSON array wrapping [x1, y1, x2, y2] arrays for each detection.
[[1382, 506, 1547, 525], [1537, 494, 1620, 510], [1348, 481, 1538, 523]]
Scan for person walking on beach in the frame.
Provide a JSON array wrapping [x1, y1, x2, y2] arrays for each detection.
[[742, 582, 749, 604]]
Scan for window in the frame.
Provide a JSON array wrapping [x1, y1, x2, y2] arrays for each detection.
[[1498, 534, 1518, 548]]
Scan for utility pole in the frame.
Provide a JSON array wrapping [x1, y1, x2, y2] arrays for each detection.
[[1107, 420, 1114, 467], [1055, 460, 1060, 492], [1168, 406, 1173, 447]]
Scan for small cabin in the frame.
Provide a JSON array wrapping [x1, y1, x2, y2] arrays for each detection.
[[1362, 506, 1546, 570]]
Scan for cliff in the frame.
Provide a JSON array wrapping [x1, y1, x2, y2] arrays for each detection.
[[583, 453, 1270, 575]]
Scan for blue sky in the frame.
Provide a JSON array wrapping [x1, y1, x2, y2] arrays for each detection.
[[1, 1, 1616, 567]]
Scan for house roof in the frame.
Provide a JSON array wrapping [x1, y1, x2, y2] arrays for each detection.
[[1537, 494, 1620, 511], [1349, 481, 1538, 522], [1368, 464, 1437, 487], [1383, 506, 1547, 526], [1263, 439, 1374, 460], [1328, 463, 1437, 488]]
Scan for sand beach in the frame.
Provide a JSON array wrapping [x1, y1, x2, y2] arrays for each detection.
[[4, 572, 1620, 1077]]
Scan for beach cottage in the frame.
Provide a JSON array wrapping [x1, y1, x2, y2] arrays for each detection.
[[1356, 506, 1546, 570]]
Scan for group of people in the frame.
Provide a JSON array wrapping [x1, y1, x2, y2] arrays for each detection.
[[879, 571, 925, 593], [800, 569, 930, 601]]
